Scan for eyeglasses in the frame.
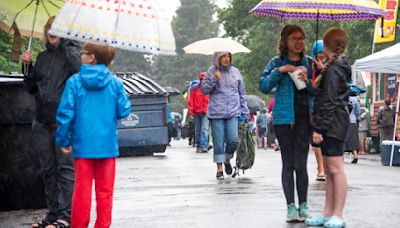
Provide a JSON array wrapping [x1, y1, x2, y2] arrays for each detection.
[[288, 37, 305, 42], [81, 51, 91, 55]]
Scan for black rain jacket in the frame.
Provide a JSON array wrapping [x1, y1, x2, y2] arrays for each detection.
[[313, 58, 351, 141], [23, 39, 81, 125]]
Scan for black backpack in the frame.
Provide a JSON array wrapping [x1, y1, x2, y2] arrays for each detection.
[[381, 107, 395, 128]]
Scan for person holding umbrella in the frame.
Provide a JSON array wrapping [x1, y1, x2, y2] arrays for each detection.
[[22, 16, 81, 228], [259, 24, 313, 223], [306, 28, 351, 228], [201, 52, 249, 179]]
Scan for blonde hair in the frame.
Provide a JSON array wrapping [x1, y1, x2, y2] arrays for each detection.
[[43, 16, 55, 43]]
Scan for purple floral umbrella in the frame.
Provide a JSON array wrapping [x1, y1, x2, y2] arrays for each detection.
[[249, 0, 386, 41]]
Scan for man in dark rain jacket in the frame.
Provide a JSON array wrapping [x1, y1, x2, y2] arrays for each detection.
[[22, 16, 80, 228]]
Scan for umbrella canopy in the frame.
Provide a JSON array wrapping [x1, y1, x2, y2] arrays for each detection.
[[0, 0, 63, 38], [354, 43, 400, 74], [246, 95, 265, 113], [249, 0, 385, 21], [49, 0, 176, 55], [164, 86, 181, 96], [183, 37, 251, 55]]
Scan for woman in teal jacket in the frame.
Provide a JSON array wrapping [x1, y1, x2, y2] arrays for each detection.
[[259, 24, 313, 223]]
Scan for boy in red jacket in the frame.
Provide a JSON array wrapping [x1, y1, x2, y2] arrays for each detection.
[[188, 72, 210, 153]]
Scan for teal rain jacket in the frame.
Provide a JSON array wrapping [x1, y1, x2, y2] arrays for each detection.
[[259, 55, 313, 125]]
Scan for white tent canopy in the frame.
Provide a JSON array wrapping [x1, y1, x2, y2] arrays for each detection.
[[354, 43, 400, 74], [354, 42, 400, 167]]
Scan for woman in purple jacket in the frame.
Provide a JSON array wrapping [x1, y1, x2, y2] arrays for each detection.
[[201, 52, 250, 179]]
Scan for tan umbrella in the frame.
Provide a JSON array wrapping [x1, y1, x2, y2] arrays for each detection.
[[183, 37, 251, 55]]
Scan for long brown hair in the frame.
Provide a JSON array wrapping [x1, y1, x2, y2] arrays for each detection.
[[313, 28, 348, 87], [43, 16, 55, 43], [277, 24, 307, 56]]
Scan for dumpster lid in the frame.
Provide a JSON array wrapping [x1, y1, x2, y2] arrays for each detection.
[[163, 86, 181, 96], [116, 72, 167, 95], [0, 72, 24, 84]]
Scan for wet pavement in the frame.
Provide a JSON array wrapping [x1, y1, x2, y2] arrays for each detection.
[[1, 140, 400, 228]]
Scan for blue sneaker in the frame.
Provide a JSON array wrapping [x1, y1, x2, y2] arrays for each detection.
[[286, 203, 300, 223], [299, 202, 309, 221], [324, 216, 346, 228], [305, 215, 329, 226]]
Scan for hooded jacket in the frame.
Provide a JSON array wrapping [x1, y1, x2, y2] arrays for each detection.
[[55, 64, 132, 158], [259, 54, 313, 125], [200, 52, 249, 119], [313, 58, 351, 141], [23, 39, 81, 125], [188, 73, 209, 115]]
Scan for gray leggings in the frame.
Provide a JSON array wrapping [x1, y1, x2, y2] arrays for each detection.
[[274, 114, 311, 205], [32, 121, 74, 222]]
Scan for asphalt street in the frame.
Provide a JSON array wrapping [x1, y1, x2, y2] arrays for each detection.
[[1, 139, 400, 228]]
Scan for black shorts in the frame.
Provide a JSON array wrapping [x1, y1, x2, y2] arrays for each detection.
[[321, 136, 345, 157]]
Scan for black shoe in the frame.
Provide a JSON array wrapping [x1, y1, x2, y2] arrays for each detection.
[[351, 158, 358, 164], [224, 163, 233, 175], [189, 141, 192, 146], [207, 144, 213, 151], [216, 171, 224, 179]]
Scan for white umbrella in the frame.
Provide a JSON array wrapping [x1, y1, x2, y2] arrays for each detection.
[[49, 0, 176, 55], [183, 37, 251, 55]]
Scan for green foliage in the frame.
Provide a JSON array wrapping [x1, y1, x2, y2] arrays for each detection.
[[151, 0, 219, 113], [218, 0, 400, 105], [110, 50, 151, 75], [0, 30, 43, 74]]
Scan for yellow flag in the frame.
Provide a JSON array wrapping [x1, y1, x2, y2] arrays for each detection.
[[374, 0, 399, 43]]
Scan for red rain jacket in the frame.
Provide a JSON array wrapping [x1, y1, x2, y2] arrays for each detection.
[[188, 82, 209, 115]]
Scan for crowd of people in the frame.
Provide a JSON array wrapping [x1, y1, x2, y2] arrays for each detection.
[[23, 14, 391, 228]]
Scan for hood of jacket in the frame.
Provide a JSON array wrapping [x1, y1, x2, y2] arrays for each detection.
[[79, 64, 112, 90], [213, 51, 233, 71]]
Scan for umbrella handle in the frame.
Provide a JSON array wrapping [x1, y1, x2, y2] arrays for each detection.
[[28, 0, 40, 51]]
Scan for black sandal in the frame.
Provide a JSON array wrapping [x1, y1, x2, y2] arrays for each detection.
[[52, 221, 70, 228], [216, 171, 224, 179], [32, 220, 52, 228], [224, 163, 233, 175]]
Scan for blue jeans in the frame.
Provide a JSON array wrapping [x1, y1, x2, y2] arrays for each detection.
[[210, 117, 239, 163], [194, 114, 209, 149]]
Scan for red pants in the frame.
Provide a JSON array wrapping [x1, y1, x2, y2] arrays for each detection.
[[71, 158, 116, 228]]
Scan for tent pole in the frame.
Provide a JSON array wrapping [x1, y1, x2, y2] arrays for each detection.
[[389, 80, 400, 166]]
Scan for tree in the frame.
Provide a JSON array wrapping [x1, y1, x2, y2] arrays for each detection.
[[218, 0, 400, 104], [110, 50, 151, 76], [0, 30, 43, 74], [151, 0, 219, 112]]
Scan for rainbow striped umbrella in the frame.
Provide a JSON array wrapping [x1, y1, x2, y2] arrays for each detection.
[[249, 0, 386, 21], [49, 0, 176, 55]]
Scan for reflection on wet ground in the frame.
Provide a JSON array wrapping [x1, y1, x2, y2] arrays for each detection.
[[1, 140, 400, 228]]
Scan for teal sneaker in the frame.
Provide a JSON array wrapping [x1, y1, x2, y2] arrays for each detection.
[[299, 202, 309, 221], [286, 203, 300, 223]]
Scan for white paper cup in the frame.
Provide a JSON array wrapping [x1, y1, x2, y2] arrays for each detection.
[[288, 66, 307, 90]]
